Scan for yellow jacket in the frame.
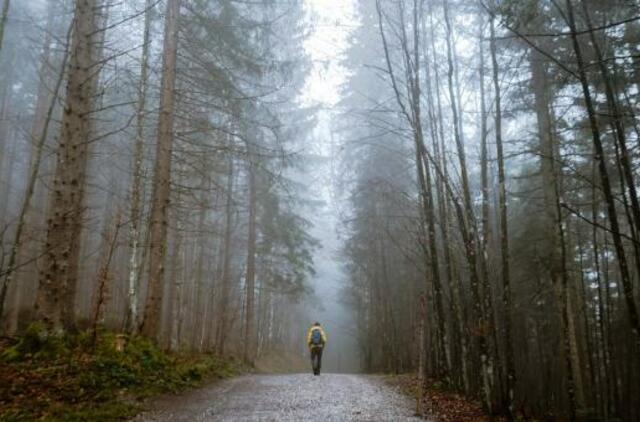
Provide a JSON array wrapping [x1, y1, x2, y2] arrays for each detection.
[[307, 325, 327, 348]]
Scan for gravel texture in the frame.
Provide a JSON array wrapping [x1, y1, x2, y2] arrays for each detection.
[[134, 373, 424, 421]]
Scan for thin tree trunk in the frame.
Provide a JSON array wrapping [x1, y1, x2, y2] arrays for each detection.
[[91, 213, 122, 345], [0, 48, 16, 221], [191, 191, 207, 350], [216, 155, 234, 354], [563, 0, 640, 344], [581, 1, 640, 249], [443, 1, 488, 398], [421, 5, 469, 391], [478, 14, 498, 411], [489, 13, 516, 417], [409, 4, 451, 382], [169, 214, 184, 351], [576, 225, 598, 410], [126, 0, 154, 335], [244, 158, 257, 363], [593, 215, 609, 417]]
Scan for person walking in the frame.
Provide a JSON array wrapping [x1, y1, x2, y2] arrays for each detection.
[[306, 322, 327, 376]]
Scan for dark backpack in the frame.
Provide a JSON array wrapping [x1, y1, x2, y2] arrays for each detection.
[[311, 328, 323, 345]]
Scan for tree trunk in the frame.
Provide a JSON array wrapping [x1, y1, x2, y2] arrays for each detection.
[[35, 0, 99, 333], [489, 13, 516, 416], [191, 190, 207, 350], [443, 1, 488, 398], [90, 213, 121, 345], [422, 5, 469, 391], [478, 15, 498, 411], [216, 155, 234, 354], [126, 0, 154, 335], [564, 0, 640, 344], [531, 45, 582, 418], [0, 48, 15, 221], [375, 0, 452, 382], [0, 5, 70, 328], [244, 158, 257, 363], [412, 0, 448, 382], [169, 214, 184, 351], [140, 0, 181, 339]]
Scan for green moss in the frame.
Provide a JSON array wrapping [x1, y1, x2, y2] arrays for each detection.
[[0, 330, 240, 421], [0, 345, 21, 363]]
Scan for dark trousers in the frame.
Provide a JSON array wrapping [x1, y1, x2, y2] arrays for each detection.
[[310, 346, 323, 375]]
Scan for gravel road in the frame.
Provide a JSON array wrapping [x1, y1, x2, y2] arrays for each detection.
[[134, 373, 424, 421]]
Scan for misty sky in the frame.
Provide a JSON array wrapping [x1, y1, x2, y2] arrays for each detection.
[[299, 0, 360, 372]]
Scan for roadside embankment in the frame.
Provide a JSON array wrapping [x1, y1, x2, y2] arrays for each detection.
[[386, 374, 490, 421], [0, 324, 241, 421]]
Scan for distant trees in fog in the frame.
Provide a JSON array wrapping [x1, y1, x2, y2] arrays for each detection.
[[340, 0, 640, 419]]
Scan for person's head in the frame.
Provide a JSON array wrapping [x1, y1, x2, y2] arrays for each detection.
[[314, 321, 321, 326]]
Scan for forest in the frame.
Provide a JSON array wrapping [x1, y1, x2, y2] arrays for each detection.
[[0, 0, 318, 356], [339, 0, 640, 419], [1, 0, 639, 420]]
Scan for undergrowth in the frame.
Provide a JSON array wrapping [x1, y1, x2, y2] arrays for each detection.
[[386, 374, 490, 422], [0, 324, 240, 421]]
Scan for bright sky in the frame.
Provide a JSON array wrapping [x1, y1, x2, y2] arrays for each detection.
[[303, 0, 358, 106]]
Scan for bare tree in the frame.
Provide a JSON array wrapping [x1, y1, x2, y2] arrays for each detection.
[[489, 10, 516, 416], [563, 0, 640, 344]]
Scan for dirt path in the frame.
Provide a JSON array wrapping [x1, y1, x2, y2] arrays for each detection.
[[134, 373, 424, 421]]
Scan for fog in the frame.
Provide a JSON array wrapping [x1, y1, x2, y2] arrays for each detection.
[[1, 0, 640, 419]]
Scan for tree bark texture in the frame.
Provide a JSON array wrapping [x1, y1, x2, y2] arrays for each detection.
[[140, 0, 181, 339], [36, 0, 99, 332]]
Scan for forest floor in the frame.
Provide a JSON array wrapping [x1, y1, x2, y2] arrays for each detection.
[[134, 373, 425, 421], [386, 374, 490, 422], [1, 327, 488, 421], [0, 326, 241, 421]]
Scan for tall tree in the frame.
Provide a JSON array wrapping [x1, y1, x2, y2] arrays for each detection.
[[215, 153, 235, 354], [563, 0, 640, 344], [139, 0, 181, 339], [35, 0, 100, 332], [0, 4, 71, 327], [126, 0, 154, 335], [489, 11, 516, 416]]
